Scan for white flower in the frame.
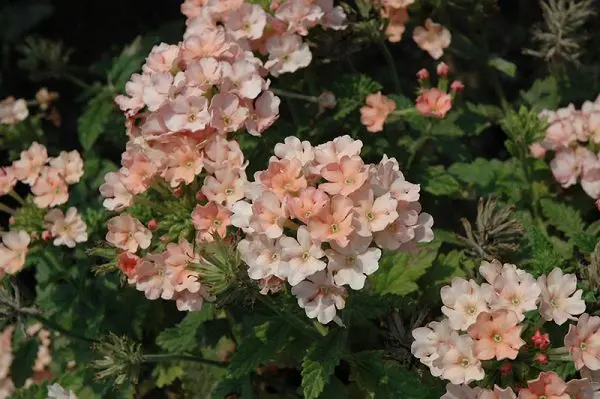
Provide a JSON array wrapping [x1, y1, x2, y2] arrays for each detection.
[[44, 207, 88, 248], [280, 226, 326, 286], [47, 383, 78, 399], [325, 234, 380, 290], [238, 235, 286, 281], [411, 319, 458, 377], [441, 278, 492, 331], [487, 262, 540, 321], [291, 271, 346, 324], [538, 267, 586, 325], [433, 335, 484, 385]]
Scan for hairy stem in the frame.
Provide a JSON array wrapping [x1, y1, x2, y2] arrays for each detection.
[[271, 88, 319, 103], [142, 353, 227, 368]]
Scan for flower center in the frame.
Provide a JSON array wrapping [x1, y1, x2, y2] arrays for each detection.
[[581, 342, 588, 350], [493, 333, 503, 343], [186, 161, 194, 169], [366, 211, 375, 221], [459, 358, 470, 367], [188, 112, 197, 122], [466, 306, 477, 315], [330, 223, 340, 234], [225, 188, 234, 196], [550, 298, 558, 308], [221, 114, 231, 125], [511, 296, 521, 306], [301, 252, 310, 262], [344, 177, 355, 185], [347, 255, 356, 265], [539, 396, 547, 399], [271, 253, 279, 261], [213, 219, 222, 227]]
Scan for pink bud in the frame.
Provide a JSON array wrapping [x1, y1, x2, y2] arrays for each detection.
[[450, 80, 464, 93], [529, 142, 547, 159], [42, 231, 52, 241], [535, 353, 549, 365], [531, 330, 550, 350], [148, 219, 158, 231], [436, 62, 449, 77], [173, 187, 183, 198], [416, 68, 429, 80], [196, 190, 207, 202], [499, 362, 512, 376]]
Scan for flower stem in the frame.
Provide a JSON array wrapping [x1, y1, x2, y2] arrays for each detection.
[[8, 190, 25, 205], [0, 202, 16, 215], [377, 39, 401, 93], [271, 88, 319, 103], [142, 353, 227, 368]]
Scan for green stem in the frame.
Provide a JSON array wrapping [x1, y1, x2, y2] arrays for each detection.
[[142, 354, 227, 368], [0, 202, 16, 215], [377, 39, 401, 93], [8, 190, 25, 205], [63, 74, 93, 90], [271, 88, 319, 103]]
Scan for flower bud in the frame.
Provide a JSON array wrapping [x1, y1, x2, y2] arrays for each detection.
[[535, 353, 549, 365], [499, 362, 512, 376], [416, 68, 430, 80], [42, 230, 52, 241], [318, 91, 337, 110], [531, 330, 550, 350], [147, 219, 158, 231], [450, 80, 465, 93], [436, 62, 449, 77]]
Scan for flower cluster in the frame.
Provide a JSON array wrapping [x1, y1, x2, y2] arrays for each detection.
[[531, 97, 600, 211], [0, 323, 54, 399], [179, 0, 347, 76], [0, 140, 88, 276], [412, 259, 591, 396], [415, 62, 463, 119], [234, 135, 434, 324]]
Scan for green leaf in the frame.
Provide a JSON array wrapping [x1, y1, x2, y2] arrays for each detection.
[[108, 37, 146, 90], [529, 226, 564, 275], [332, 74, 382, 121], [156, 306, 214, 353], [369, 241, 441, 296], [10, 338, 39, 387], [152, 363, 184, 388], [78, 89, 114, 151], [212, 376, 253, 399], [418, 166, 462, 197], [488, 56, 517, 78], [520, 76, 560, 111], [301, 330, 348, 399], [540, 198, 586, 240]]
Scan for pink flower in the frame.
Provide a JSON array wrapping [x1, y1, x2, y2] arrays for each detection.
[[201, 168, 246, 209], [164, 95, 210, 133], [264, 33, 312, 76], [142, 71, 184, 112], [315, 0, 347, 30], [564, 313, 600, 370], [99, 172, 134, 211], [373, 203, 433, 250], [518, 372, 569, 399], [411, 319, 459, 377], [352, 189, 399, 237], [209, 93, 250, 133], [308, 195, 354, 247], [115, 73, 145, 116], [450, 80, 465, 94], [413, 18, 451, 59], [314, 135, 363, 168], [550, 149, 581, 188], [0, 231, 30, 274], [320, 156, 369, 196], [440, 384, 482, 399], [416, 88, 453, 118], [161, 138, 204, 187], [437, 62, 449, 77], [291, 270, 347, 324], [325, 234, 381, 290], [259, 158, 307, 199], [381, 6, 409, 43], [120, 151, 158, 195], [477, 386, 517, 399], [360, 92, 397, 133], [143, 43, 181, 74], [174, 288, 213, 311], [238, 235, 286, 281], [0, 97, 28, 124], [566, 379, 594, 399], [441, 278, 492, 331], [31, 167, 69, 208], [165, 239, 202, 293], [182, 28, 230, 61], [249, 191, 287, 238], [287, 187, 329, 224], [117, 252, 141, 280], [225, 3, 267, 40], [275, 0, 323, 35], [245, 91, 281, 136], [44, 207, 88, 248], [538, 267, 586, 325], [135, 253, 175, 300], [433, 335, 484, 384], [0, 325, 14, 379], [581, 152, 600, 200], [49, 150, 84, 184], [467, 310, 525, 360], [191, 201, 232, 241], [0, 167, 16, 196], [488, 264, 540, 322], [529, 142, 547, 159], [13, 142, 48, 185], [274, 136, 314, 166], [221, 60, 264, 100], [279, 226, 326, 285], [203, 136, 245, 174], [106, 214, 152, 253]]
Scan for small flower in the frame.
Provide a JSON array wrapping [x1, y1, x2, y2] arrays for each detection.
[[106, 214, 152, 253], [433, 335, 485, 385], [440, 383, 481, 399], [441, 277, 492, 331], [99, 172, 134, 211], [320, 156, 369, 196], [488, 264, 541, 322], [359, 92, 396, 133], [417, 68, 430, 80], [12, 142, 48, 185], [0, 167, 16, 196], [532, 330, 550, 350], [412, 19, 451, 59], [518, 371, 569, 399], [450, 80, 465, 94], [191, 201, 232, 242], [480, 386, 517, 399], [291, 270, 347, 324], [44, 207, 88, 248], [148, 219, 158, 231], [566, 379, 594, 399], [117, 252, 141, 280], [352, 189, 399, 237], [135, 253, 175, 300], [249, 191, 287, 239], [287, 187, 329, 224], [411, 319, 459, 377], [280, 226, 326, 286], [201, 168, 246, 209], [308, 195, 354, 247], [0, 97, 29, 125], [238, 235, 286, 281], [538, 267, 586, 325], [49, 150, 84, 184], [535, 353, 549, 365], [499, 362, 513, 376], [437, 62, 449, 76], [0, 230, 30, 274], [264, 33, 312, 76], [31, 167, 69, 208], [467, 310, 525, 361], [325, 234, 381, 290], [564, 313, 600, 370], [416, 88, 452, 118]]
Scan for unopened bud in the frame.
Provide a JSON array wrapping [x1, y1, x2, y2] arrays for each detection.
[[436, 62, 449, 77], [532, 330, 550, 350], [499, 362, 512, 376], [535, 353, 549, 365], [196, 190, 207, 202], [42, 231, 52, 241], [173, 187, 183, 198], [450, 80, 465, 93], [416, 68, 430, 80], [318, 91, 337, 110], [147, 219, 158, 231]]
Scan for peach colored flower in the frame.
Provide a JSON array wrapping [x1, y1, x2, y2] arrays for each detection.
[[433, 335, 484, 384], [222, 59, 265, 100], [135, 253, 175, 300], [529, 142, 547, 159], [259, 158, 307, 199], [518, 372, 569, 399], [192, 201, 232, 241], [245, 91, 281, 136], [566, 379, 594, 399], [0, 230, 30, 274], [320, 156, 369, 196], [249, 191, 287, 239], [49, 150, 84, 184], [381, 6, 409, 43], [161, 138, 204, 187], [182, 27, 230, 61], [106, 214, 152, 253], [165, 239, 203, 294], [164, 95, 210, 133], [291, 270, 347, 324], [143, 43, 181, 74], [360, 92, 396, 133], [225, 3, 267, 40], [416, 88, 453, 118], [44, 207, 88, 248], [478, 386, 517, 399], [352, 189, 398, 237], [0, 326, 14, 380], [209, 93, 250, 133], [412, 319, 459, 377], [238, 235, 286, 281], [467, 310, 525, 360], [538, 267, 586, 325], [0, 97, 28, 124], [13, 142, 48, 185], [287, 187, 329, 224], [264, 33, 312, 76], [314, 135, 363, 168], [275, 0, 323, 36], [99, 171, 134, 211], [326, 234, 381, 290], [308, 195, 354, 247], [0, 167, 16, 196], [202, 168, 246, 209], [174, 288, 213, 311], [550, 149, 581, 188], [279, 226, 326, 285], [120, 150, 158, 195], [488, 264, 540, 322], [564, 313, 600, 370], [274, 136, 315, 166], [31, 167, 69, 208], [373, 203, 433, 250], [413, 18, 451, 59], [441, 277, 492, 331], [117, 252, 141, 281], [440, 384, 482, 399], [203, 136, 245, 174]]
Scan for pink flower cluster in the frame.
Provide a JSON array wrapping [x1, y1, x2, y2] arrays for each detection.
[[411, 260, 586, 386], [234, 135, 434, 324], [532, 97, 600, 211], [415, 63, 463, 120], [180, 0, 347, 76]]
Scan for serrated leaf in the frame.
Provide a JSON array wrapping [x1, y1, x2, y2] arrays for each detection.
[[369, 241, 441, 296], [156, 306, 214, 353], [212, 376, 253, 399], [418, 166, 462, 197], [301, 330, 348, 399], [529, 226, 564, 275], [332, 74, 382, 121], [152, 363, 184, 388], [78, 89, 114, 151], [540, 198, 586, 240], [520, 76, 560, 111], [10, 338, 39, 387]]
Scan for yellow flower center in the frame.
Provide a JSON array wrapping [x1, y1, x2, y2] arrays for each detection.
[[225, 188, 234, 196], [366, 211, 375, 221], [330, 223, 340, 234], [493, 333, 503, 343], [459, 358, 470, 367]]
